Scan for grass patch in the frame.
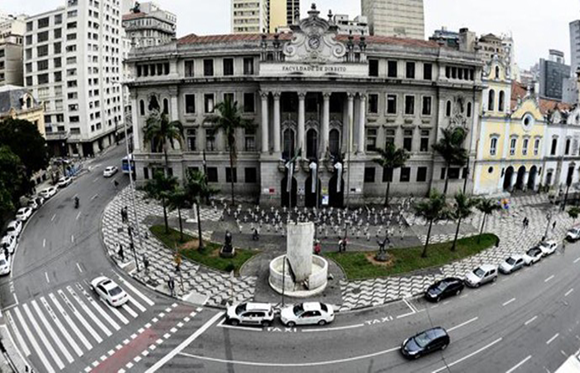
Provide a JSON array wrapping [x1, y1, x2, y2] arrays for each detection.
[[149, 225, 258, 274], [325, 234, 498, 280]]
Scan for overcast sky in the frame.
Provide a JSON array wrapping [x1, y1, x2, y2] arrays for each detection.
[[2, 0, 578, 69]]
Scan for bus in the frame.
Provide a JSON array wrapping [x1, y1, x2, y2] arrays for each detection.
[[121, 154, 134, 174]]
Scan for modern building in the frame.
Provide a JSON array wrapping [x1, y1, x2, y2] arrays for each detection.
[[24, 0, 124, 157], [361, 0, 425, 39], [126, 5, 483, 206], [478, 33, 505, 63], [232, 0, 299, 34], [429, 27, 459, 49], [268, 0, 299, 33], [122, 2, 176, 48], [0, 14, 26, 86], [0, 84, 45, 137], [332, 14, 369, 36], [539, 50, 573, 103]]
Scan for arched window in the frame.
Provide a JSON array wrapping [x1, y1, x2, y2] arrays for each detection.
[[329, 129, 340, 157], [498, 91, 505, 112], [26, 97, 32, 108], [488, 90, 495, 111], [283, 128, 295, 160], [149, 96, 160, 112], [495, 66, 500, 79], [467, 102, 472, 118], [306, 129, 318, 160], [139, 100, 145, 116], [446, 101, 452, 117], [163, 98, 169, 115]]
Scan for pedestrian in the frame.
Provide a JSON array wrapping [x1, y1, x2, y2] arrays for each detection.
[[553, 221, 557, 231], [143, 256, 149, 273], [117, 243, 125, 261], [168, 276, 175, 297], [314, 240, 321, 255], [338, 238, 343, 253], [522, 217, 527, 229], [114, 180, 119, 190]]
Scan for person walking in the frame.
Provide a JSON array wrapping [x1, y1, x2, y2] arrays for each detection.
[[168, 276, 175, 297], [117, 243, 125, 261], [314, 240, 321, 255], [143, 256, 150, 273], [553, 221, 557, 231]]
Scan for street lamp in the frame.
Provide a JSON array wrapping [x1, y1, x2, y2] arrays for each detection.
[[544, 212, 553, 240]]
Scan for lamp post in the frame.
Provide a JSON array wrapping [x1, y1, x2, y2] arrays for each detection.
[[127, 226, 140, 271], [544, 212, 553, 240]]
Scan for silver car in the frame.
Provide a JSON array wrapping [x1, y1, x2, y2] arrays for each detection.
[[499, 255, 525, 274], [465, 264, 498, 287]]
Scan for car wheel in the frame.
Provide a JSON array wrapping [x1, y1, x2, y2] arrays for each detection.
[[455, 289, 462, 296], [441, 344, 448, 351], [475, 283, 480, 288], [261, 320, 271, 327], [230, 319, 240, 326], [492, 276, 497, 282], [287, 321, 296, 327], [318, 320, 326, 326]]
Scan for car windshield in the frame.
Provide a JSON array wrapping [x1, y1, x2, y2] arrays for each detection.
[[293, 304, 305, 315], [506, 257, 516, 265], [0, 259, 7, 266], [235, 304, 247, 315], [528, 248, 539, 255], [109, 286, 123, 297], [436, 281, 449, 291], [413, 332, 431, 348], [320, 303, 328, 312], [473, 268, 485, 277]]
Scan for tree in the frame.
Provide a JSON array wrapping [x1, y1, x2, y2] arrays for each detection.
[[0, 118, 49, 176], [143, 111, 184, 173], [0, 146, 31, 211], [476, 198, 501, 243], [142, 170, 178, 233], [449, 192, 479, 251], [184, 170, 217, 251], [372, 144, 409, 206], [432, 126, 469, 195], [414, 190, 448, 258], [204, 96, 255, 205], [568, 207, 580, 223], [167, 187, 189, 242]]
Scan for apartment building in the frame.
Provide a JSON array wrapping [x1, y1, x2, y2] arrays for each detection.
[[122, 2, 176, 48], [0, 13, 26, 86]]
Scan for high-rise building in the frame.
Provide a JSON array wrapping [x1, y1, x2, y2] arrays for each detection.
[[268, 0, 299, 33], [24, 0, 124, 157], [332, 14, 369, 36], [0, 13, 26, 86], [231, 0, 299, 34], [122, 2, 176, 48], [361, 0, 424, 39], [538, 50, 573, 103]]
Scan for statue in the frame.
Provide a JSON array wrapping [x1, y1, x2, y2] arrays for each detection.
[[375, 236, 392, 262], [220, 230, 235, 258]]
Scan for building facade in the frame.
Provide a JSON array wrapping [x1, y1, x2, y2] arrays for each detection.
[[24, 0, 124, 157], [232, 0, 269, 34], [361, 0, 425, 40], [0, 14, 26, 86], [126, 5, 482, 206], [268, 0, 299, 33], [332, 14, 369, 36], [539, 50, 573, 103], [0, 85, 45, 139], [122, 2, 176, 48]]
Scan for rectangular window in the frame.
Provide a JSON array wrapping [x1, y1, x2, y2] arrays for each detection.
[[400, 167, 411, 182], [448, 168, 461, 180], [37, 31, 49, 43], [244, 128, 256, 151], [417, 167, 427, 182], [368, 94, 379, 114], [54, 71, 62, 82], [364, 167, 376, 183], [204, 94, 215, 113], [422, 96, 432, 116], [54, 28, 62, 38], [226, 168, 237, 183], [143, 167, 149, 180], [534, 139, 540, 155], [243, 57, 254, 75], [206, 129, 216, 151], [54, 42, 61, 54], [403, 129, 413, 151], [387, 61, 397, 78], [510, 138, 517, 156], [490, 138, 498, 156], [244, 93, 255, 113], [420, 130, 430, 152], [551, 139, 557, 155], [223, 58, 234, 76], [203, 59, 214, 76], [26, 21, 33, 32], [385, 129, 396, 146], [565, 139, 571, 155], [38, 17, 49, 29], [387, 95, 397, 114], [186, 129, 196, 151], [37, 73, 49, 85], [366, 128, 377, 152], [37, 60, 49, 71], [37, 45, 48, 57], [406, 62, 415, 79], [369, 59, 379, 77], [404, 96, 415, 115], [55, 14, 62, 24], [207, 167, 218, 182], [184, 60, 194, 77], [382, 167, 393, 182], [245, 168, 257, 183], [523, 138, 529, 156], [423, 63, 433, 80], [185, 94, 195, 114]]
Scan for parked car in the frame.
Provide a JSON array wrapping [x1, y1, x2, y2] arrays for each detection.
[[567, 227, 580, 242], [89, 276, 128, 307], [523, 246, 543, 266], [5, 220, 22, 238], [27, 199, 39, 211], [57, 176, 73, 188], [424, 277, 465, 302], [400, 327, 450, 359], [0, 255, 11, 276], [539, 240, 558, 256], [15, 207, 33, 222], [0, 235, 16, 255], [39, 187, 57, 199], [464, 264, 498, 288], [103, 166, 118, 178], [499, 255, 525, 274], [280, 302, 335, 326], [226, 302, 274, 327]]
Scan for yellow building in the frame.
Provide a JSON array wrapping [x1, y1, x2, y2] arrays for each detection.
[[269, 0, 300, 33], [0, 84, 45, 137]]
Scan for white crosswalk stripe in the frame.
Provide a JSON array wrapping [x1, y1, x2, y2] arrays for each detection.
[[67, 286, 112, 337], [127, 295, 146, 313], [50, 292, 93, 351], [14, 307, 55, 373], [122, 303, 139, 318], [32, 300, 74, 364], [58, 289, 103, 343], [116, 276, 155, 307], [76, 284, 121, 331], [23, 303, 64, 370], [102, 299, 130, 325], [40, 296, 83, 357], [5, 310, 30, 356]]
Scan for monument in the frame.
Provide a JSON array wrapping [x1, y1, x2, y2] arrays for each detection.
[[269, 222, 329, 297]]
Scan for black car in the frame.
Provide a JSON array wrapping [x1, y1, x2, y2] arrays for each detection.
[[400, 327, 450, 359], [424, 277, 465, 302]]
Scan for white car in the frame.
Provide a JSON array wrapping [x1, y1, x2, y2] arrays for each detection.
[[1, 235, 16, 255], [523, 246, 543, 266], [226, 302, 275, 327], [0, 255, 11, 276], [539, 240, 558, 256], [499, 255, 525, 274], [90, 276, 129, 307], [464, 264, 498, 288], [103, 166, 118, 178], [57, 176, 73, 188], [5, 220, 22, 238], [280, 302, 335, 327], [567, 227, 580, 241], [39, 187, 57, 199], [15, 207, 33, 221]]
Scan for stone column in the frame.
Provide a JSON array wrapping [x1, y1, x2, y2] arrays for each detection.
[[170, 95, 179, 122], [346, 93, 355, 154], [298, 92, 306, 155], [358, 93, 366, 154], [523, 171, 530, 191], [321, 92, 330, 158], [510, 171, 517, 190], [260, 91, 269, 153], [273, 92, 281, 153], [130, 93, 141, 151]]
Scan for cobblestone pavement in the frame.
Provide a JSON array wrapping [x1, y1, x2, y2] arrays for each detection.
[[102, 188, 257, 307]]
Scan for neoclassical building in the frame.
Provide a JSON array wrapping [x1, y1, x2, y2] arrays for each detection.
[[125, 5, 483, 206]]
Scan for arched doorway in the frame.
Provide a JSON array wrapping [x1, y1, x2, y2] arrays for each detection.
[[528, 166, 538, 191], [503, 166, 514, 190], [283, 128, 295, 160], [305, 176, 321, 208], [516, 166, 526, 190], [329, 174, 345, 208], [281, 174, 297, 208], [306, 129, 318, 160]]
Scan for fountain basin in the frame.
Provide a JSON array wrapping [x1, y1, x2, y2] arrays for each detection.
[[269, 254, 328, 298]]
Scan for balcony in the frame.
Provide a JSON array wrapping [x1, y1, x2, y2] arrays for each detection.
[[45, 130, 69, 141]]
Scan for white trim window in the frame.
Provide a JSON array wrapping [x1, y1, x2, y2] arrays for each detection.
[[534, 138, 541, 155], [490, 137, 498, 156], [522, 138, 529, 156], [510, 137, 517, 156]]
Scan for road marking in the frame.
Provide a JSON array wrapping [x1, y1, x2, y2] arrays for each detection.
[[403, 298, 418, 313], [13, 293, 18, 304], [51, 214, 56, 222], [547, 333, 559, 345], [76, 212, 81, 220], [67, 286, 111, 337], [40, 297, 83, 357], [503, 298, 516, 307], [32, 300, 74, 364], [447, 317, 478, 333], [58, 289, 102, 343], [525, 316, 538, 326], [45, 272, 50, 283], [93, 178, 99, 183], [43, 239, 46, 248], [302, 323, 365, 333], [23, 303, 65, 370], [101, 299, 129, 325], [122, 303, 138, 318], [5, 310, 30, 356], [505, 355, 532, 373], [544, 275, 555, 283], [77, 284, 120, 331], [116, 276, 155, 307], [77, 263, 83, 273], [49, 293, 92, 351], [91, 194, 98, 201], [566, 289, 574, 297], [127, 295, 146, 313], [431, 338, 503, 373], [71, 235, 75, 243], [574, 257, 580, 264], [14, 306, 55, 373], [144, 312, 223, 373]]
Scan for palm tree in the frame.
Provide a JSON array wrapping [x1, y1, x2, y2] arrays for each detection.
[[204, 96, 255, 205], [142, 170, 178, 234], [373, 144, 409, 206], [184, 170, 217, 251], [143, 111, 184, 173], [432, 127, 469, 195], [167, 187, 190, 242], [449, 192, 479, 251], [414, 190, 448, 258], [476, 198, 501, 243]]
